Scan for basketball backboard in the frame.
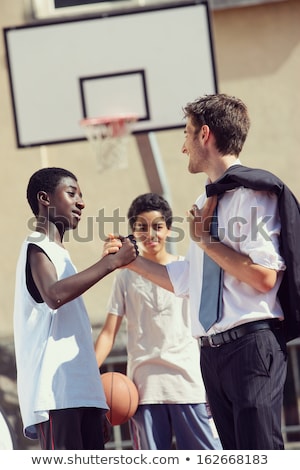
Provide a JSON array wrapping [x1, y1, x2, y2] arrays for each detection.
[[4, 1, 217, 148]]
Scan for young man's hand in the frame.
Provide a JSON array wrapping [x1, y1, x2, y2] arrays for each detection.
[[188, 195, 218, 245], [102, 234, 123, 257]]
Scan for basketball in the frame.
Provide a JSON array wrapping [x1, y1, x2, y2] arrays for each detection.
[[101, 372, 139, 426]]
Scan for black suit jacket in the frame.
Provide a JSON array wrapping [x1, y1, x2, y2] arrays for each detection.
[[206, 165, 300, 342]]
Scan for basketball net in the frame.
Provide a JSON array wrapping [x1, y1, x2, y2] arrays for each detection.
[[80, 114, 137, 172]]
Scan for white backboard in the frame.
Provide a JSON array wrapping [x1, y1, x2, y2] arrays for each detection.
[[4, 1, 217, 148]]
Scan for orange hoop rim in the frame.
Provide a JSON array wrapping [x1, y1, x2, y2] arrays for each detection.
[[80, 113, 138, 127]]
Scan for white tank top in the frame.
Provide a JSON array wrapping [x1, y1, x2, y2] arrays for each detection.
[[14, 232, 107, 439]]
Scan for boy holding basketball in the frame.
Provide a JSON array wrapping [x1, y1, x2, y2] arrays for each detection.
[[13, 167, 138, 450], [95, 193, 221, 450]]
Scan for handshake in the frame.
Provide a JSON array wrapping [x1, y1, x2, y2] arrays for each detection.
[[103, 234, 139, 258]]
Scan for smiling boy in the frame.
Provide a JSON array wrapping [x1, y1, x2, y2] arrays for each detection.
[[95, 193, 221, 450], [13, 167, 137, 450]]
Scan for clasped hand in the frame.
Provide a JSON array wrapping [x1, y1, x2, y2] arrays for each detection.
[[102, 234, 139, 259]]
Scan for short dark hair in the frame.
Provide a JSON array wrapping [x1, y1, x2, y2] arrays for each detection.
[[27, 167, 77, 216], [183, 93, 250, 156], [127, 193, 173, 230]]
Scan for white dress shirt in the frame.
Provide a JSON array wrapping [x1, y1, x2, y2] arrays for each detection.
[[167, 185, 286, 338]]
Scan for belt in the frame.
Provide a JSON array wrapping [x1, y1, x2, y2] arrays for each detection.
[[199, 319, 282, 348]]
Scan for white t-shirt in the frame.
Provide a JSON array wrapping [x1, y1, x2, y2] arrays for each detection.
[[167, 187, 286, 338], [107, 264, 206, 404], [14, 232, 107, 439]]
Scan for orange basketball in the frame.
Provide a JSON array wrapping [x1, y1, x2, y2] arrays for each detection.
[[101, 372, 139, 426]]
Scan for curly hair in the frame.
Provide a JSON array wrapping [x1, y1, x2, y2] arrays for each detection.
[[127, 193, 173, 230]]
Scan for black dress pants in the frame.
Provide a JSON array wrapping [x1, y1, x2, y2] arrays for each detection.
[[200, 327, 287, 450]]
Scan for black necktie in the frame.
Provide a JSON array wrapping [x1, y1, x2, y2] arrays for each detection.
[[198, 205, 223, 332]]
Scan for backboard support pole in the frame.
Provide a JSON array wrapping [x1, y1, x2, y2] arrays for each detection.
[[135, 132, 171, 201]]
